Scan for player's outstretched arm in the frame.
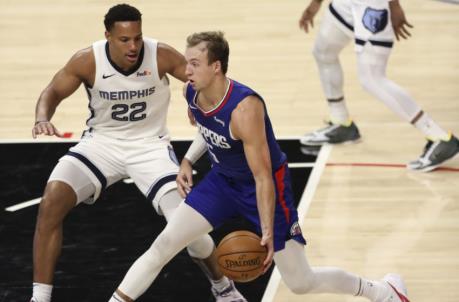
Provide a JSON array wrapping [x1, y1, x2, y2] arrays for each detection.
[[231, 95, 275, 273], [157, 42, 187, 82], [299, 0, 324, 33], [32, 48, 92, 138], [389, 0, 413, 41]]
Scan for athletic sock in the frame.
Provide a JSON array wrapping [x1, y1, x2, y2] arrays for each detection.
[[32, 283, 52, 302], [210, 275, 231, 293], [328, 97, 350, 125], [356, 278, 390, 302], [412, 111, 449, 141]]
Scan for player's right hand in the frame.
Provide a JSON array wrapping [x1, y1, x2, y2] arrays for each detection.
[[389, 0, 413, 41], [299, 0, 322, 33], [176, 159, 194, 198], [32, 121, 64, 139], [260, 233, 274, 274]]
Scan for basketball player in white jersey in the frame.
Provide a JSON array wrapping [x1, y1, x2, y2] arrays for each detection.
[[299, 0, 459, 172], [30, 4, 245, 302]]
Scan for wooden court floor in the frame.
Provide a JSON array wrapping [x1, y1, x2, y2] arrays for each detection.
[[1, 1, 458, 301]]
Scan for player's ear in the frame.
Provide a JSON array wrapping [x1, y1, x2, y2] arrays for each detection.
[[214, 60, 222, 74], [105, 31, 110, 41]]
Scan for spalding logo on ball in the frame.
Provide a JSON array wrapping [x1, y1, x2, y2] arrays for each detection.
[[216, 230, 268, 283]]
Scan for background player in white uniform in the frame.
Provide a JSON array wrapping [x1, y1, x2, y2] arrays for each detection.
[[299, 0, 459, 172], [108, 31, 410, 302], [30, 4, 245, 302]]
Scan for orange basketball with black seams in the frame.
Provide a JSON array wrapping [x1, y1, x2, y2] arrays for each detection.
[[216, 230, 268, 283]]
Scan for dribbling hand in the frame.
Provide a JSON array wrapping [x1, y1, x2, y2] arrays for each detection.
[[260, 233, 274, 273], [32, 121, 64, 138]]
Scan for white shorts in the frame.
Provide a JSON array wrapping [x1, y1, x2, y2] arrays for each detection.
[[48, 132, 179, 213], [330, 0, 394, 53]]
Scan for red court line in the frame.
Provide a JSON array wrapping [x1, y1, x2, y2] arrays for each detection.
[[326, 162, 459, 172]]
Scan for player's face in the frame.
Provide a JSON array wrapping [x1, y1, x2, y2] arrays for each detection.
[[105, 21, 143, 70], [185, 42, 218, 91]]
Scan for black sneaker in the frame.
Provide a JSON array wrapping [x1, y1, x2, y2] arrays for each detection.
[[407, 135, 459, 172], [300, 121, 361, 146]]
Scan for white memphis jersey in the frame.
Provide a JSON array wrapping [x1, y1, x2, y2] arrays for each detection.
[[85, 38, 171, 139]]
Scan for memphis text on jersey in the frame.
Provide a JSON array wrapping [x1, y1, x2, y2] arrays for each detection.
[[99, 86, 156, 101]]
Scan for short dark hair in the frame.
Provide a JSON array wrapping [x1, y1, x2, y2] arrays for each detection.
[[186, 31, 229, 74], [104, 4, 142, 31]]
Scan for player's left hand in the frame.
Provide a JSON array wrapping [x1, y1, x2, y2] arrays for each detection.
[[176, 159, 193, 198], [260, 233, 274, 273], [390, 1, 413, 40]]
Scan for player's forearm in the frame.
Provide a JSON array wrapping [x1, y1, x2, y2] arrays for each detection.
[[34, 88, 63, 123], [184, 132, 207, 164], [255, 177, 275, 237]]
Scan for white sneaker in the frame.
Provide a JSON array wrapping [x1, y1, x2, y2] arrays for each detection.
[[382, 273, 410, 302], [300, 121, 361, 146], [211, 280, 247, 302]]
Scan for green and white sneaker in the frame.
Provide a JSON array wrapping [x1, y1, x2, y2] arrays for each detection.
[[407, 135, 459, 172], [300, 121, 361, 146]]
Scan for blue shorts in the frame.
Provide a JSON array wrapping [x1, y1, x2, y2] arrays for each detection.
[[185, 162, 306, 252]]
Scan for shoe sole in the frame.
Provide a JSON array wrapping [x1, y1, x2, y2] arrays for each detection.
[[300, 137, 362, 146], [383, 273, 410, 302], [407, 163, 440, 173]]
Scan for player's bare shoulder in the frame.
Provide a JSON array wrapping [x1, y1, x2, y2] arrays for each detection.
[[66, 46, 96, 86], [231, 95, 265, 140], [235, 95, 264, 117]]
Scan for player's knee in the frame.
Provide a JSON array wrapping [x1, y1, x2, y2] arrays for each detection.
[[186, 234, 214, 259], [36, 198, 62, 232], [36, 182, 76, 229], [312, 40, 339, 64], [284, 272, 315, 294], [287, 281, 314, 295]]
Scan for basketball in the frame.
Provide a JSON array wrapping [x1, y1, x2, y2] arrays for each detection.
[[216, 230, 268, 283]]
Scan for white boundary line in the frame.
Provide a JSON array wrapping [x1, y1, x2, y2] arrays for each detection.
[[5, 198, 41, 212], [288, 162, 315, 168], [261, 144, 332, 302]]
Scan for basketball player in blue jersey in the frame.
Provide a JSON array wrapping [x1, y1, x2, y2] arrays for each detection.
[[299, 0, 459, 172], [110, 31, 410, 302], [29, 5, 245, 302]]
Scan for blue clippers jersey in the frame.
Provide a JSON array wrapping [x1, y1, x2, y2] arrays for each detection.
[[185, 79, 286, 179]]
